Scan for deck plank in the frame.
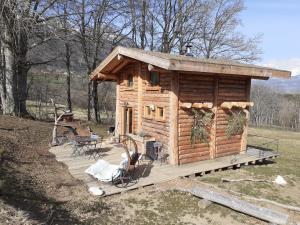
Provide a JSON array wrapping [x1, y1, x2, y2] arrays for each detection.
[[49, 142, 279, 196]]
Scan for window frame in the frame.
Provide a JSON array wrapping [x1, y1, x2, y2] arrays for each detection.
[[126, 74, 134, 88], [144, 105, 152, 119], [149, 71, 160, 87], [155, 106, 165, 121]]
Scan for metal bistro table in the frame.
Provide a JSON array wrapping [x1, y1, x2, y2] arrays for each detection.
[[71, 135, 101, 157]]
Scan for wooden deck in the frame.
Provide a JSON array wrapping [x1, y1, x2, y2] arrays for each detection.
[[50, 141, 279, 196]]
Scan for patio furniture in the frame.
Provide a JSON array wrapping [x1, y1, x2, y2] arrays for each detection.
[[70, 135, 102, 156], [112, 135, 140, 187], [85, 135, 141, 188], [145, 141, 169, 165], [153, 141, 162, 160], [85, 159, 122, 182], [84, 148, 104, 160]]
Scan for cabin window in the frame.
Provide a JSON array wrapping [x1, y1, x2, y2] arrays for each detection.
[[149, 71, 160, 86], [144, 106, 152, 118], [156, 107, 164, 120], [127, 74, 133, 87]]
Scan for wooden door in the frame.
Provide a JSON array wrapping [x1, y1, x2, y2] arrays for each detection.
[[127, 107, 133, 134], [121, 106, 133, 135]]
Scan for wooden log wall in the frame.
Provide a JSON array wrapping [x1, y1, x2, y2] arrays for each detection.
[[141, 63, 171, 153], [118, 64, 139, 134], [178, 74, 214, 164], [117, 63, 171, 154], [215, 77, 249, 157], [117, 62, 250, 164], [178, 74, 250, 164]]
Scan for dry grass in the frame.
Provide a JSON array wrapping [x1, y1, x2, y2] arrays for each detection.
[[26, 100, 114, 125], [103, 188, 265, 225], [198, 127, 300, 206], [1, 116, 299, 224]]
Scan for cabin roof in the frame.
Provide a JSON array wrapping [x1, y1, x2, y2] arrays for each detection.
[[90, 46, 291, 81]]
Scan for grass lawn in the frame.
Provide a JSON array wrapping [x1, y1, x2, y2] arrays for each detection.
[[199, 127, 300, 206], [96, 126, 300, 224], [247, 127, 300, 178]]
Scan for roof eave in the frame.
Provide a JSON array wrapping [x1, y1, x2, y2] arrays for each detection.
[[168, 59, 291, 79], [90, 47, 291, 80]]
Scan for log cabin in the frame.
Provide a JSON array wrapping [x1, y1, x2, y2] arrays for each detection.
[[90, 46, 291, 165]]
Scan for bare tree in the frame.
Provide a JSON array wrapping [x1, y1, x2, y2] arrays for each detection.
[[0, 0, 60, 116], [192, 0, 262, 62], [127, 0, 147, 49], [50, 98, 67, 146], [126, 0, 261, 61], [72, 0, 128, 122], [56, 0, 73, 112], [250, 84, 300, 130]]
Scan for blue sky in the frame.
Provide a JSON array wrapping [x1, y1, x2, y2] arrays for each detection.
[[240, 0, 300, 75]]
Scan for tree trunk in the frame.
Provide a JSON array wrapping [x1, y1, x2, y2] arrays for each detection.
[[150, 14, 154, 50], [16, 59, 29, 116], [87, 80, 91, 121], [92, 80, 100, 123], [0, 20, 30, 117], [128, 0, 137, 47], [65, 43, 72, 112], [1, 24, 16, 115], [0, 38, 5, 113], [140, 0, 146, 49], [15, 27, 30, 117]]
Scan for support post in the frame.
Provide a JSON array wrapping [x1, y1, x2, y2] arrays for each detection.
[[169, 72, 179, 165], [210, 77, 219, 159], [115, 78, 120, 137], [137, 62, 143, 132], [241, 78, 251, 152]]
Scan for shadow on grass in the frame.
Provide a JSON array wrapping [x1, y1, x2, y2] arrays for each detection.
[[0, 163, 83, 224]]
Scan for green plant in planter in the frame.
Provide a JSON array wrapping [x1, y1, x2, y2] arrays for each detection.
[[190, 108, 214, 145], [226, 109, 247, 138]]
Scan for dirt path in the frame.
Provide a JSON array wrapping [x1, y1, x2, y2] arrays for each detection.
[[0, 116, 102, 224]]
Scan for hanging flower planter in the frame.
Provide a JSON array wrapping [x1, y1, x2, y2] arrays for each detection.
[[226, 109, 247, 138], [190, 108, 214, 145]]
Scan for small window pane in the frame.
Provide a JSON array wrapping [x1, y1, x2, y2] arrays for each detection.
[[159, 108, 163, 117], [156, 107, 164, 120], [145, 106, 151, 117], [147, 106, 151, 116], [127, 75, 133, 87], [150, 71, 159, 86]]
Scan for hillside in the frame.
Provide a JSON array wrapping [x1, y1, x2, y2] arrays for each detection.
[[29, 37, 109, 76], [253, 75, 300, 93]]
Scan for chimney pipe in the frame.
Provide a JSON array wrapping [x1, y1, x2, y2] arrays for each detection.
[[185, 44, 193, 57]]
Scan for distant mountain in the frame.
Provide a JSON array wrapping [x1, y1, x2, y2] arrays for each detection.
[[253, 75, 300, 94]]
